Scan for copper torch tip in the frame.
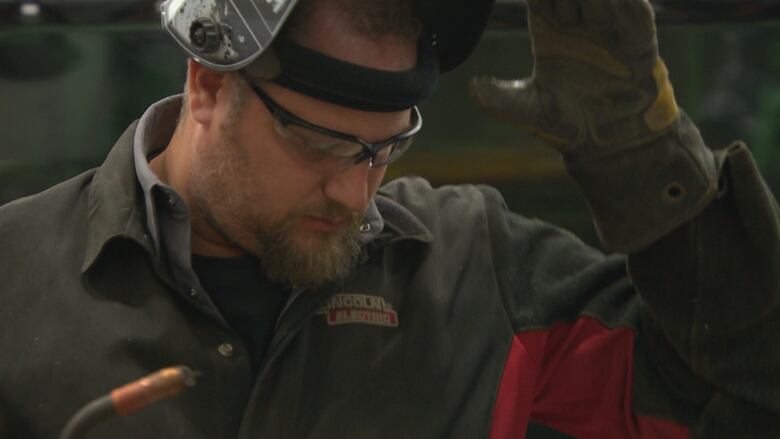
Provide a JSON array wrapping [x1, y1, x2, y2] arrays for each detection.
[[110, 365, 199, 416]]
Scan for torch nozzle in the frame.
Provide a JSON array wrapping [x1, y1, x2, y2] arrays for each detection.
[[111, 365, 197, 416]]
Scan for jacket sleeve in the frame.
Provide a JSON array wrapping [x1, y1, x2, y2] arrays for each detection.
[[489, 113, 780, 438], [572, 110, 780, 437], [627, 140, 780, 438]]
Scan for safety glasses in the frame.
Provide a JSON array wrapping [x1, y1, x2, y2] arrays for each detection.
[[244, 78, 422, 173]]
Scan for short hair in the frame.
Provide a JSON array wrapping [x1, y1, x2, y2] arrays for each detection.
[[282, 0, 422, 42]]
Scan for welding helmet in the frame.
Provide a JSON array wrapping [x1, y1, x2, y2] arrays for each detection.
[[161, 0, 494, 111]]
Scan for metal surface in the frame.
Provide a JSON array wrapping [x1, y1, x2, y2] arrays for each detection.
[[160, 0, 298, 71]]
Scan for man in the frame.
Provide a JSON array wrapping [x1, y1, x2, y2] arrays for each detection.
[[0, 0, 777, 438]]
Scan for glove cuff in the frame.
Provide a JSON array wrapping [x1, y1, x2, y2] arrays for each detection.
[[565, 111, 720, 253]]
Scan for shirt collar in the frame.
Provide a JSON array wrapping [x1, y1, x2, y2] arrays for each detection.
[[133, 94, 184, 255]]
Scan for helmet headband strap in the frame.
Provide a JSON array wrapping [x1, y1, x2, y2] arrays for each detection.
[[264, 35, 439, 112]]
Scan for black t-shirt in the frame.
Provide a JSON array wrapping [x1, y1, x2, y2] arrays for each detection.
[[192, 254, 290, 375]]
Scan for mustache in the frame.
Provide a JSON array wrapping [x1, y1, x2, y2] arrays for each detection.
[[296, 201, 363, 224]]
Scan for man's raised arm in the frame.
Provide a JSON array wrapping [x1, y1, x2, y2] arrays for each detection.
[[471, 0, 779, 436]]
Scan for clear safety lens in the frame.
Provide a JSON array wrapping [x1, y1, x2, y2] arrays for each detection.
[[372, 137, 414, 167], [274, 122, 414, 172]]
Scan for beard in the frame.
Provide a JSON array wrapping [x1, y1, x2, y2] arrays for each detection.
[[188, 114, 363, 289], [256, 204, 362, 289]]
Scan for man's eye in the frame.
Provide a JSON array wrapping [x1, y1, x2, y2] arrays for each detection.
[[285, 126, 361, 154], [285, 126, 336, 146], [326, 141, 363, 157]]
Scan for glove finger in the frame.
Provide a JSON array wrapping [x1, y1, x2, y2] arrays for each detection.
[[615, 0, 657, 55], [527, 4, 632, 79], [469, 76, 540, 128], [470, 76, 574, 147]]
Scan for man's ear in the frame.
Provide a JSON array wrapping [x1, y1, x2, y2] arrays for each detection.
[[186, 59, 226, 126]]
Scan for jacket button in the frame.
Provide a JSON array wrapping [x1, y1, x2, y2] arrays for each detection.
[[217, 343, 234, 357], [359, 223, 371, 233]]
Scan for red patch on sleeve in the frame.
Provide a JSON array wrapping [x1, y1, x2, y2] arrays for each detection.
[[489, 317, 689, 439]]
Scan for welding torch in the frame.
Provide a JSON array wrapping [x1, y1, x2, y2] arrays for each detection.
[[59, 365, 197, 439]]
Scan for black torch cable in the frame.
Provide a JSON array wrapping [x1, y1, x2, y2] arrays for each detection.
[[58, 395, 114, 439]]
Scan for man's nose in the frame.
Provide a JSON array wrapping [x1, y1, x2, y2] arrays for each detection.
[[322, 161, 373, 214]]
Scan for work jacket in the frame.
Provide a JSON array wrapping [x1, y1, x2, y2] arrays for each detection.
[[0, 117, 778, 439]]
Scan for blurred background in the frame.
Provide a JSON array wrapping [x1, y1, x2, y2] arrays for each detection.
[[1, 0, 779, 437]]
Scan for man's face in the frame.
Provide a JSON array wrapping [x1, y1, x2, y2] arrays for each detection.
[[186, 78, 413, 288]]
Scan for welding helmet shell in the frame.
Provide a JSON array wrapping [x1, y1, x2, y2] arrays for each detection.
[[161, 0, 299, 72], [161, 0, 495, 73]]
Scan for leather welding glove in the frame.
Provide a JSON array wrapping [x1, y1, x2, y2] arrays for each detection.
[[470, 0, 720, 252]]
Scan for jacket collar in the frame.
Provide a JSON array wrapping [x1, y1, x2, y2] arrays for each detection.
[[372, 194, 433, 246], [81, 121, 149, 273]]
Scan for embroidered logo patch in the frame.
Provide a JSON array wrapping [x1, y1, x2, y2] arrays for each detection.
[[318, 293, 399, 327]]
